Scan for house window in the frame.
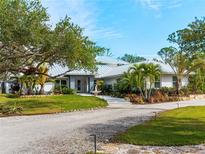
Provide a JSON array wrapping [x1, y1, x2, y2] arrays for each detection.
[[172, 76, 177, 87], [154, 76, 161, 89], [55, 80, 67, 87], [61, 80, 67, 86]]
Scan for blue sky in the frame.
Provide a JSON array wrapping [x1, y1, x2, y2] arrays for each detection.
[[42, 0, 205, 58]]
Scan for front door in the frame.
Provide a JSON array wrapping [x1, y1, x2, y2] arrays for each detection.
[[77, 80, 81, 92], [75, 77, 87, 93]]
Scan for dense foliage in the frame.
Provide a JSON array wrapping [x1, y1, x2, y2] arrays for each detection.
[[100, 63, 161, 102], [0, 0, 105, 79], [158, 18, 205, 93], [188, 68, 205, 93], [118, 54, 146, 63]]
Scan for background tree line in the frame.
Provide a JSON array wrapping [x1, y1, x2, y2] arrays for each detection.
[[158, 17, 205, 94]]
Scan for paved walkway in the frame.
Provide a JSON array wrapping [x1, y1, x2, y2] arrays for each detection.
[[0, 96, 205, 154]]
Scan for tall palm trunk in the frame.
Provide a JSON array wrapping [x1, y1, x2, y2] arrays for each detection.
[[139, 87, 145, 99], [148, 80, 152, 100], [27, 86, 33, 95], [144, 80, 148, 100]]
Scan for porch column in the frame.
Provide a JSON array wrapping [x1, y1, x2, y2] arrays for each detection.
[[67, 76, 70, 88], [89, 76, 94, 92], [87, 77, 90, 93]]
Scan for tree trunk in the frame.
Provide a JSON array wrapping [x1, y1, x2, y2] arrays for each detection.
[[27, 87, 32, 95], [139, 88, 145, 100], [148, 81, 152, 100], [39, 84, 44, 95], [144, 80, 148, 101], [176, 75, 182, 95]]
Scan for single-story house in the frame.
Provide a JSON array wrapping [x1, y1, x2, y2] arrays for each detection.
[[0, 56, 189, 94]]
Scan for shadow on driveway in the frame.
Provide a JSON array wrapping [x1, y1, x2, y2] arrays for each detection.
[[83, 115, 152, 143]]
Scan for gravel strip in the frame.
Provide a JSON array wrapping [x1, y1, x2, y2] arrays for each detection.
[[102, 143, 205, 154]]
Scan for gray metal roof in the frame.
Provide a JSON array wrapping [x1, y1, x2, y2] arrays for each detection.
[[95, 64, 132, 78], [49, 64, 93, 77], [137, 60, 175, 74], [96, 56, 129, 65], [48, 57, 176, 78]]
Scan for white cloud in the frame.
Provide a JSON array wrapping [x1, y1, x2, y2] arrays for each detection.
[[138, 0, 182, 11], [139, 0, 161, 11], [42, 0, 122, 40]]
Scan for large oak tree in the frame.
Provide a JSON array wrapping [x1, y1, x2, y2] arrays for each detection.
[[0, 0, 105, 79]]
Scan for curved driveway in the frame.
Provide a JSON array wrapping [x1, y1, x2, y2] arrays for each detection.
[[1, 96, 205, 154]]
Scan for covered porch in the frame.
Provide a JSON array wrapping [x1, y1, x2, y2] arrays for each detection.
[[56, 75, 95, 93]]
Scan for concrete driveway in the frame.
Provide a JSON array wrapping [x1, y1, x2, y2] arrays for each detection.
[[1, 96, 205, 154]]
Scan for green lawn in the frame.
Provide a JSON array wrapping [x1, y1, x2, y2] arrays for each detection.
[[115, 106, 205, 146], [0, 94, 107, 115]]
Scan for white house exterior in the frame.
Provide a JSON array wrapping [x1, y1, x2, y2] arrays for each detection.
[[0, 56, 189, 94], [47, 56, 189, 93]]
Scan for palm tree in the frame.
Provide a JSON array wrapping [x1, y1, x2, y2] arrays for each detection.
[[37, 63, 49, 95], [19, 74, 37, 95], [158, 47, 205, 94], [146, 63, 161, 99], [129, 64, 144, 98], [119, 72, 133, 93], [129, 63, 161, 101]]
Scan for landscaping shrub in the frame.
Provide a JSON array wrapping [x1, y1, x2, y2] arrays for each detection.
[[100, 82, 132, 98], [53, 85, 62, 94], [159, 87, 177, 96], [54, 86, 75, 95], [126, 90, 182, 104], [5, 94, 20, 98], [127, 94, 144, 104], [148, 91, 169, 103], [0, 104, 23, 115], [179, 86, 190, 96], [62, 87, 75, 94], [149, 90, 182, 103], [101, 84, 113, 95]]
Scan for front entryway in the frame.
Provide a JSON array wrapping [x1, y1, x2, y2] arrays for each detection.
[[75, 77, 87, 93], [68, 75, 94, 93]]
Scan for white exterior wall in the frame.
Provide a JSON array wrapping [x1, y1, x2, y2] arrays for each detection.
[[70, 76, 75, 89], [161, 74, 173, 87], [160, 74, 189, 88], [103, 77, 118, 86], [102, 75, 188, 89], [102, 77, 119, 90], [182, 75, 189, 87]]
